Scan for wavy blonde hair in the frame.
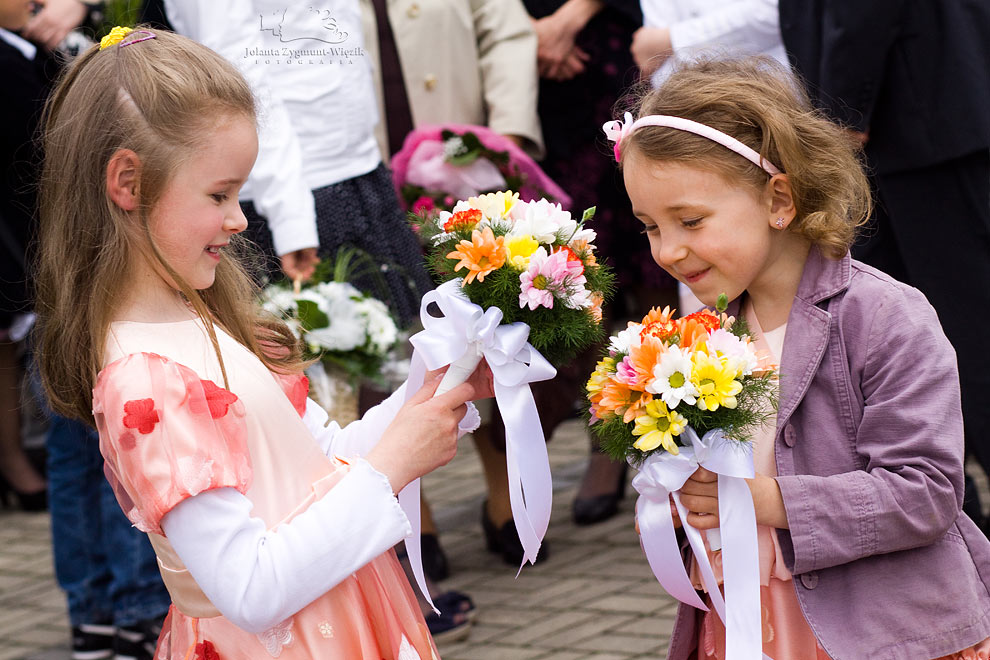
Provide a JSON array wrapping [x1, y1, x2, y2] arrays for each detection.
[[35, 29, 304, 424], [620, 57, 871, 257]]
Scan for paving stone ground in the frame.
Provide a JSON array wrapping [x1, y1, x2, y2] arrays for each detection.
[[2, 419, 987, 660]]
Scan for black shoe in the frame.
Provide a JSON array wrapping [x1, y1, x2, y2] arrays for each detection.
[[0, 475, 48, 512], [481, 500, 548, 565], [421, 532, 450, 582], [426, 608, 472, 644], [71, 623, 114, 660], [435, 590, 477, 623], [572, 462, 628, 526], [113, 616, 164, 660]]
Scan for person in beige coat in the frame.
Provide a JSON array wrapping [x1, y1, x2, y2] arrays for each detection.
[[360, 0, 545, 161]]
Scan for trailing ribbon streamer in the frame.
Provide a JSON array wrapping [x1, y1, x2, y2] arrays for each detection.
[[399, 280, 557, 611], [632, 427, 767, 660]]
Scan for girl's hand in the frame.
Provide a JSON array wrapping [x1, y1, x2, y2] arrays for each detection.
[[678, 466, 720, 530], [463, 360, 495, 401], [366, 375, 475, 493]]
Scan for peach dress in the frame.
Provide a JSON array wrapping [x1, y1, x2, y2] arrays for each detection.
[[694, 303, 990, 660], [93, 319, 439, 660]]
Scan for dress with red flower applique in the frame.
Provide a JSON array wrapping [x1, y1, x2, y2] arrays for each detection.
[[94, 318, 439, 660]]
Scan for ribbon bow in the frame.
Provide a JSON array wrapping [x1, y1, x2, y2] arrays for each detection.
[[632, 428, 768, 660], [400, 280, 557, 611], [602, 111, 635, 162]]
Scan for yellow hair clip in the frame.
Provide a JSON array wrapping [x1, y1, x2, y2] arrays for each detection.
[[100, 26, 133, 50]]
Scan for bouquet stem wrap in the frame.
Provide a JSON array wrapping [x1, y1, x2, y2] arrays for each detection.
[[400, 280, 557, 610], [632, 427, 769, 660]]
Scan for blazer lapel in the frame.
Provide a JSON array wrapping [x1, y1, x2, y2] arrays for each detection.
[[775, 248, 851, 434]]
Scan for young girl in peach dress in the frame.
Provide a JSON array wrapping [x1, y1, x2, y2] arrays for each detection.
[[606, 57, 990, 659], [34, 27, 490, 659]]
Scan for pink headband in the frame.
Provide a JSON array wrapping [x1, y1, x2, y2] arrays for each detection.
[[603, 112, 781, 175]]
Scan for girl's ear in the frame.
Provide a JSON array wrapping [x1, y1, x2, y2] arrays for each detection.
[[106, 149, 141, 211], [766, 174, 796, 229]]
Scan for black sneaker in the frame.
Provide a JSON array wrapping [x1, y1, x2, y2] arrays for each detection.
[[113, 617, 164, 660], [71, 623, 115, 660]]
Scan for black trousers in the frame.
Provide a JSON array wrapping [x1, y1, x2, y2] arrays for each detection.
[[854, 148, 990, 516]]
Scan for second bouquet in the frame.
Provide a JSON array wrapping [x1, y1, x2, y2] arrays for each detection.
[[586, 298, 776, 660]]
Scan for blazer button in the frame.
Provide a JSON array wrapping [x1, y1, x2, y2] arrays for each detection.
[[407, 3, 420, 18], [800, 571, 819, 589], [424, 74, 437, 91], [783, 425, 796, 448]]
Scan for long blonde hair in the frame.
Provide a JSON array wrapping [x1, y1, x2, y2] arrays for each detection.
[[621, 57, 872, 257], [35, 28, 303, 424]]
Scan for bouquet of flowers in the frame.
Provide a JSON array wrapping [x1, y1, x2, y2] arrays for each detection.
[[261, 255, 401, 423], [586, 296, 776, 660], [391, 124, 571, 218], [587, 295, 775, 461], [415, 190, 613, 372]]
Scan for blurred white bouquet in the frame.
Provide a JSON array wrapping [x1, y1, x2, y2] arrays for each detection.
[[262, 279, 399, 386]]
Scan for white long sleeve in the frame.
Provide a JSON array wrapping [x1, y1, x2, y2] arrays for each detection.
[[642, 0, 789, 87], [163, 0, 319, 256], [303, 385, 482, 459], [160, 462, 411, 634]]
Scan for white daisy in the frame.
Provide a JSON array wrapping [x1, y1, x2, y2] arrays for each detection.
[[646, 345, 699, 409], [609, 322, 644, 354]]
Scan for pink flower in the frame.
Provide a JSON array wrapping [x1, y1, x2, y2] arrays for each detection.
[[519, 248, 575, 310], [412, 196, 436, 214], [615, 356, 638, 386]]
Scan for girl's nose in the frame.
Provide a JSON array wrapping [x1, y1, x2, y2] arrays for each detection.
[[656, 237, 688, 268], [225, 205, 248, 234]]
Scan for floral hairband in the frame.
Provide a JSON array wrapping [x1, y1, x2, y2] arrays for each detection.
[[99, 26, 157, 51]]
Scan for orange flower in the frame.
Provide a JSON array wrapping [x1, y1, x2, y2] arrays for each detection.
[[444, 208, 482, 233], [569, 239, 597, 266], [589, 291, 604, 323], [640, 306, 678, 342], [678, 310, 721, 349], [446, 226, 506, 285], [625, 334, 666, 391]]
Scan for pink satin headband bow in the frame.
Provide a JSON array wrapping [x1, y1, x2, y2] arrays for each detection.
[[602, 112, 782, 175]]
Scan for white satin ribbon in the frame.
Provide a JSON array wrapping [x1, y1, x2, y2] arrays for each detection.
[[632, 427, 767, 660], [400, 280, 557, 611]]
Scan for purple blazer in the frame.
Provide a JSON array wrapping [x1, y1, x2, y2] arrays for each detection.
[[665, 248, 990, 660]]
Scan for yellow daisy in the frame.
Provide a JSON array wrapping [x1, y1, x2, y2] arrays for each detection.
[[632, 399, 687, 454], [691, 350, 743, 411]]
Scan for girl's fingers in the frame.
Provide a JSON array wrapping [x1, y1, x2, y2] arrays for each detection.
[[686, 512, 720, 530], [678, 493, 719, 515]]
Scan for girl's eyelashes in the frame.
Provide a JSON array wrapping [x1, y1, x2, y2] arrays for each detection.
[[210, 192, 229, 203], [682, 217, 703, 228]]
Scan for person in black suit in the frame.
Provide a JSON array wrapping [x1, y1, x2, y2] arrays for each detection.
[[778, 0, 990, 526]]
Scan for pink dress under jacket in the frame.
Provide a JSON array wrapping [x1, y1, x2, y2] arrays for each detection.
[[93, 319, 439, 660], [693, 303, 990, 660]]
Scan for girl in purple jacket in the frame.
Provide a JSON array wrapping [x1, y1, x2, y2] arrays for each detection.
[[606, 57, 990, 660]]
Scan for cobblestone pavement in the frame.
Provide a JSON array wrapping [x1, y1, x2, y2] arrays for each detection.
[[4, 420, 987, 660], [0, 418, 680, 660]]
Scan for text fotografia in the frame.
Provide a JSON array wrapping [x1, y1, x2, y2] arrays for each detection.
[[244, 45, 365, 63]]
